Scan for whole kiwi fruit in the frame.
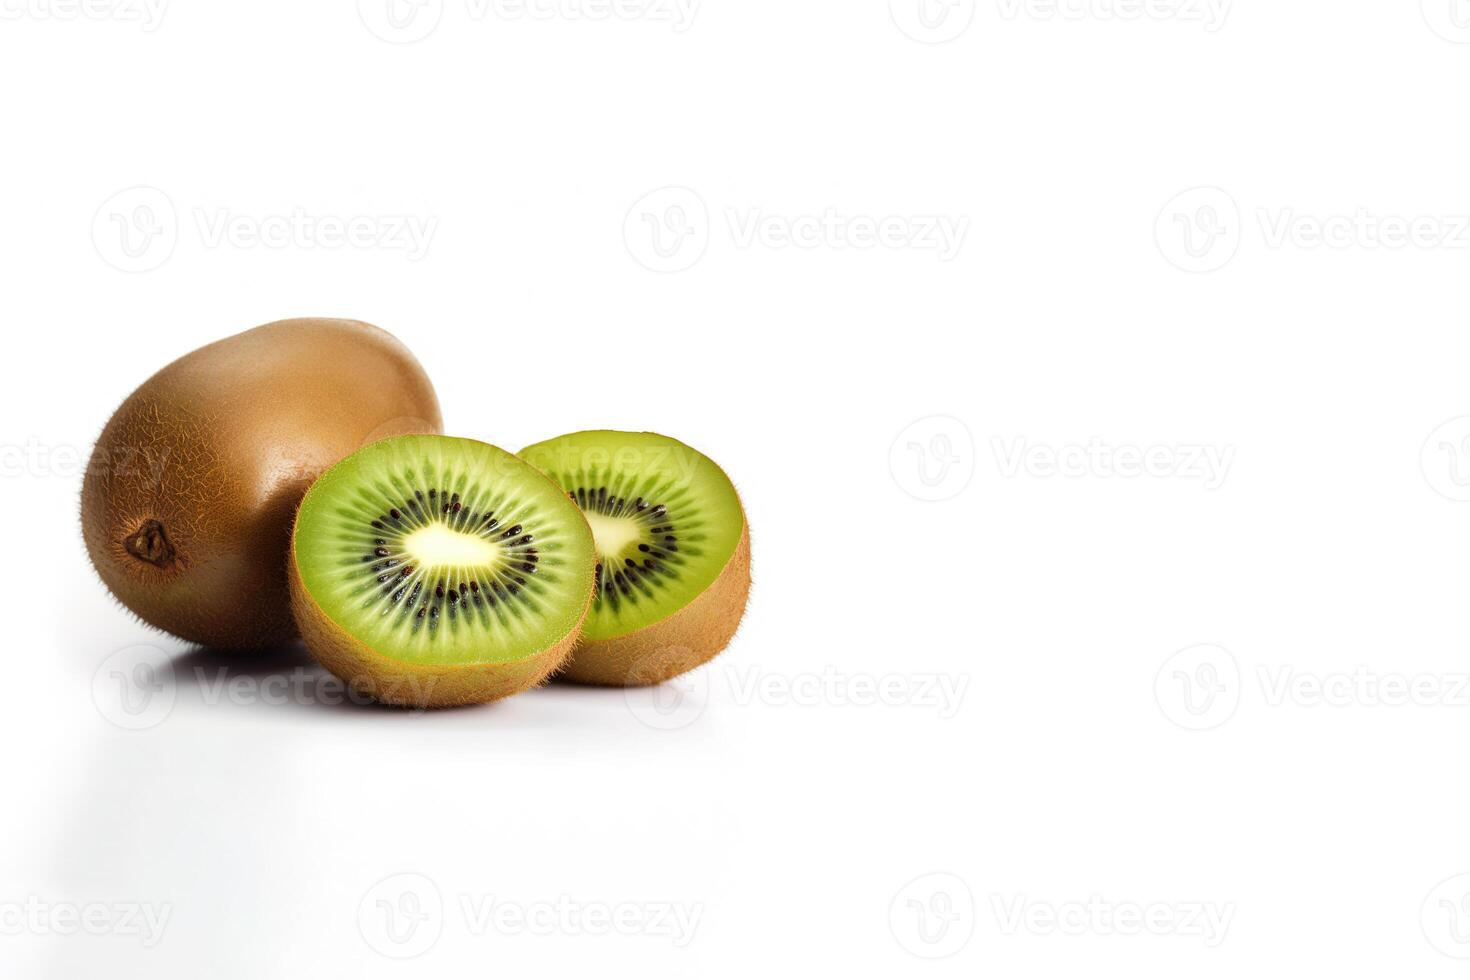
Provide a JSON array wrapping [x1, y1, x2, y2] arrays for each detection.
[[81, 318, 442, 649]]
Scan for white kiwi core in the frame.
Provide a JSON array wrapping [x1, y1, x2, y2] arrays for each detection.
[[404, 524, 501, 569], [584, 511, 643, 558]]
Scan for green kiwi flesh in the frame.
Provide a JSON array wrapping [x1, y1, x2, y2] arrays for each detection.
[[289, 435, 596, 706], [519, 431, 750, 686]]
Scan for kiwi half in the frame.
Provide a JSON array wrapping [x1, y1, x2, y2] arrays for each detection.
[[289, 435, 596, 707], [519, 431, 750, 686]]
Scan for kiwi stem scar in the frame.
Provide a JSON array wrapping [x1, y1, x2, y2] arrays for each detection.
[[124, 519, 176, 568]]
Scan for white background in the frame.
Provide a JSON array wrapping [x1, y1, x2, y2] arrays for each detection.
[[4, 0, 1470, 976]]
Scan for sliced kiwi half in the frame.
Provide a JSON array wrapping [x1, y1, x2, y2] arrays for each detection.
[[519, 431, 750, 686], [289, 435, 596, 707]]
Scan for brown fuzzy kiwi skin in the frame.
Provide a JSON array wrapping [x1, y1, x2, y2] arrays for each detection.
[[288, 539, 595, 709], [80, 318, 442, 650], [558, 520, 751, 687]]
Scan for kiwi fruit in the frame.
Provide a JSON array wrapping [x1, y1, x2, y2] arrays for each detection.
[[288, 435, 597, 707], [518, 431, 750, 686], [80, 318, 442, 649]]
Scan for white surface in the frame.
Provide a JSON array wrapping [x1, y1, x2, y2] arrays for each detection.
[[4, 3, 1470, 977]]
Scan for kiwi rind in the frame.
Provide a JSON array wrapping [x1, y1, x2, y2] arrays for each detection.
[[556, 522, 750, 687], [80, 318, 442, 649], [289, 435, 597, 708], [519, 430, 751, 687]]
